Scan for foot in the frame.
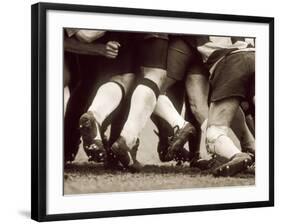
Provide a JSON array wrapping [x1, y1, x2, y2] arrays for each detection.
[[166, 123, 197, 161], [174, 148, 191, 164], [111, 137, 142, 172], [104, 139, 140, 171], [245, 162, 255, 175], [242, 146, 255, 161], [212, 152, 253, 177], [79, 111, 106, 163], [190, 157, 218, 170], [154, 130, 191, 163], [104, 150, 124, 170], [154, 130, 172, 162]]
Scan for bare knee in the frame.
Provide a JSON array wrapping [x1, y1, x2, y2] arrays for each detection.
[[110, 73, 135, 95], [189, 100, 208, 124], [161, 77, 176, 94], [142, 67, 167, 89]]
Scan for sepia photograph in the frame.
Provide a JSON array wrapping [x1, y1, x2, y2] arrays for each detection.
[[63, 29, 256, 194], [31, 3, 273, 221]]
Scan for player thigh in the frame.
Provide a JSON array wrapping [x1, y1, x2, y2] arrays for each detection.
[[163, 36, 193, 91], [210, 51, 255, 103], [97, 33, 136, 94], [185, 62, 210, 109], [137, 34, 169, 88]]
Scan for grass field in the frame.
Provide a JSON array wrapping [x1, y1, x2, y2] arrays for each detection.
[[64, 162, 254, 194], [64, 119, 255, 195]]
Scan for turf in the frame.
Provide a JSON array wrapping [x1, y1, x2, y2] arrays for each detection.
[[64, 118, 254, 195], [64, 162, 254, 194]]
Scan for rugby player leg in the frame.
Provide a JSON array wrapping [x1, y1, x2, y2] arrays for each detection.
[[154, 93, 197, 162], [186, 69, 255, 170], [80, 74, 135, 163], [184, 72, 219, 169], [230, 107, 255, 155], [151, 80, 185, 162], [153, 37, 196, 162], [153, 36, 192, 131], [154, 37, 209, 165], [79, 33, 136, 163], [206, 52, 255, 177], [240, 101, 255, 137], [207, 98, 254, 177], [185, 71, 209, 156], [64, 53, 100, 164], [228, 74, 255, 155], [185, 74, 209, 125], [111, 35, 169, 171], [64, 31, 127, 164], [154, 94, 186, 136]]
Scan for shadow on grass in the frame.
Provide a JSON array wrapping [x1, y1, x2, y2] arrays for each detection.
[[64, 162, 254, 179]]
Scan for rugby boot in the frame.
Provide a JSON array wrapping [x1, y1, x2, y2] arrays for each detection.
[[79, 111, 106, 163], [111, 137, 142, 172], [166, 123, 197, 161], [212, 152, 253, 177]]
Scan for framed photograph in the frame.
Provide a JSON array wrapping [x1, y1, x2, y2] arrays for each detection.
[[31, 2, 274, 222]]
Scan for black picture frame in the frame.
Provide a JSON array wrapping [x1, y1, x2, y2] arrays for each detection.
[[31, 2, 274, 222]]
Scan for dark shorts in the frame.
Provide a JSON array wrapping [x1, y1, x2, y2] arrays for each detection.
[[94, 32, 136, 81], [167, 37, 209, 81], [77, 32, 169, 82], [134, 33, 169, 69], [210, 51, 255, 102]]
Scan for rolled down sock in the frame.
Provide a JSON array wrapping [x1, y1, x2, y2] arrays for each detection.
[[206, 125, 240, 159]]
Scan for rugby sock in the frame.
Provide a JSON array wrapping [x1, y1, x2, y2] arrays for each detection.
[[206, 125, 241, 159], [154, 95, 187, 130], [89, 82, 123, 139], [121, 84, 157, 148], [213, 135, 241, 159]]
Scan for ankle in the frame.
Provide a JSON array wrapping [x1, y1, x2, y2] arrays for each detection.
[[120, 131, 138, 149]]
